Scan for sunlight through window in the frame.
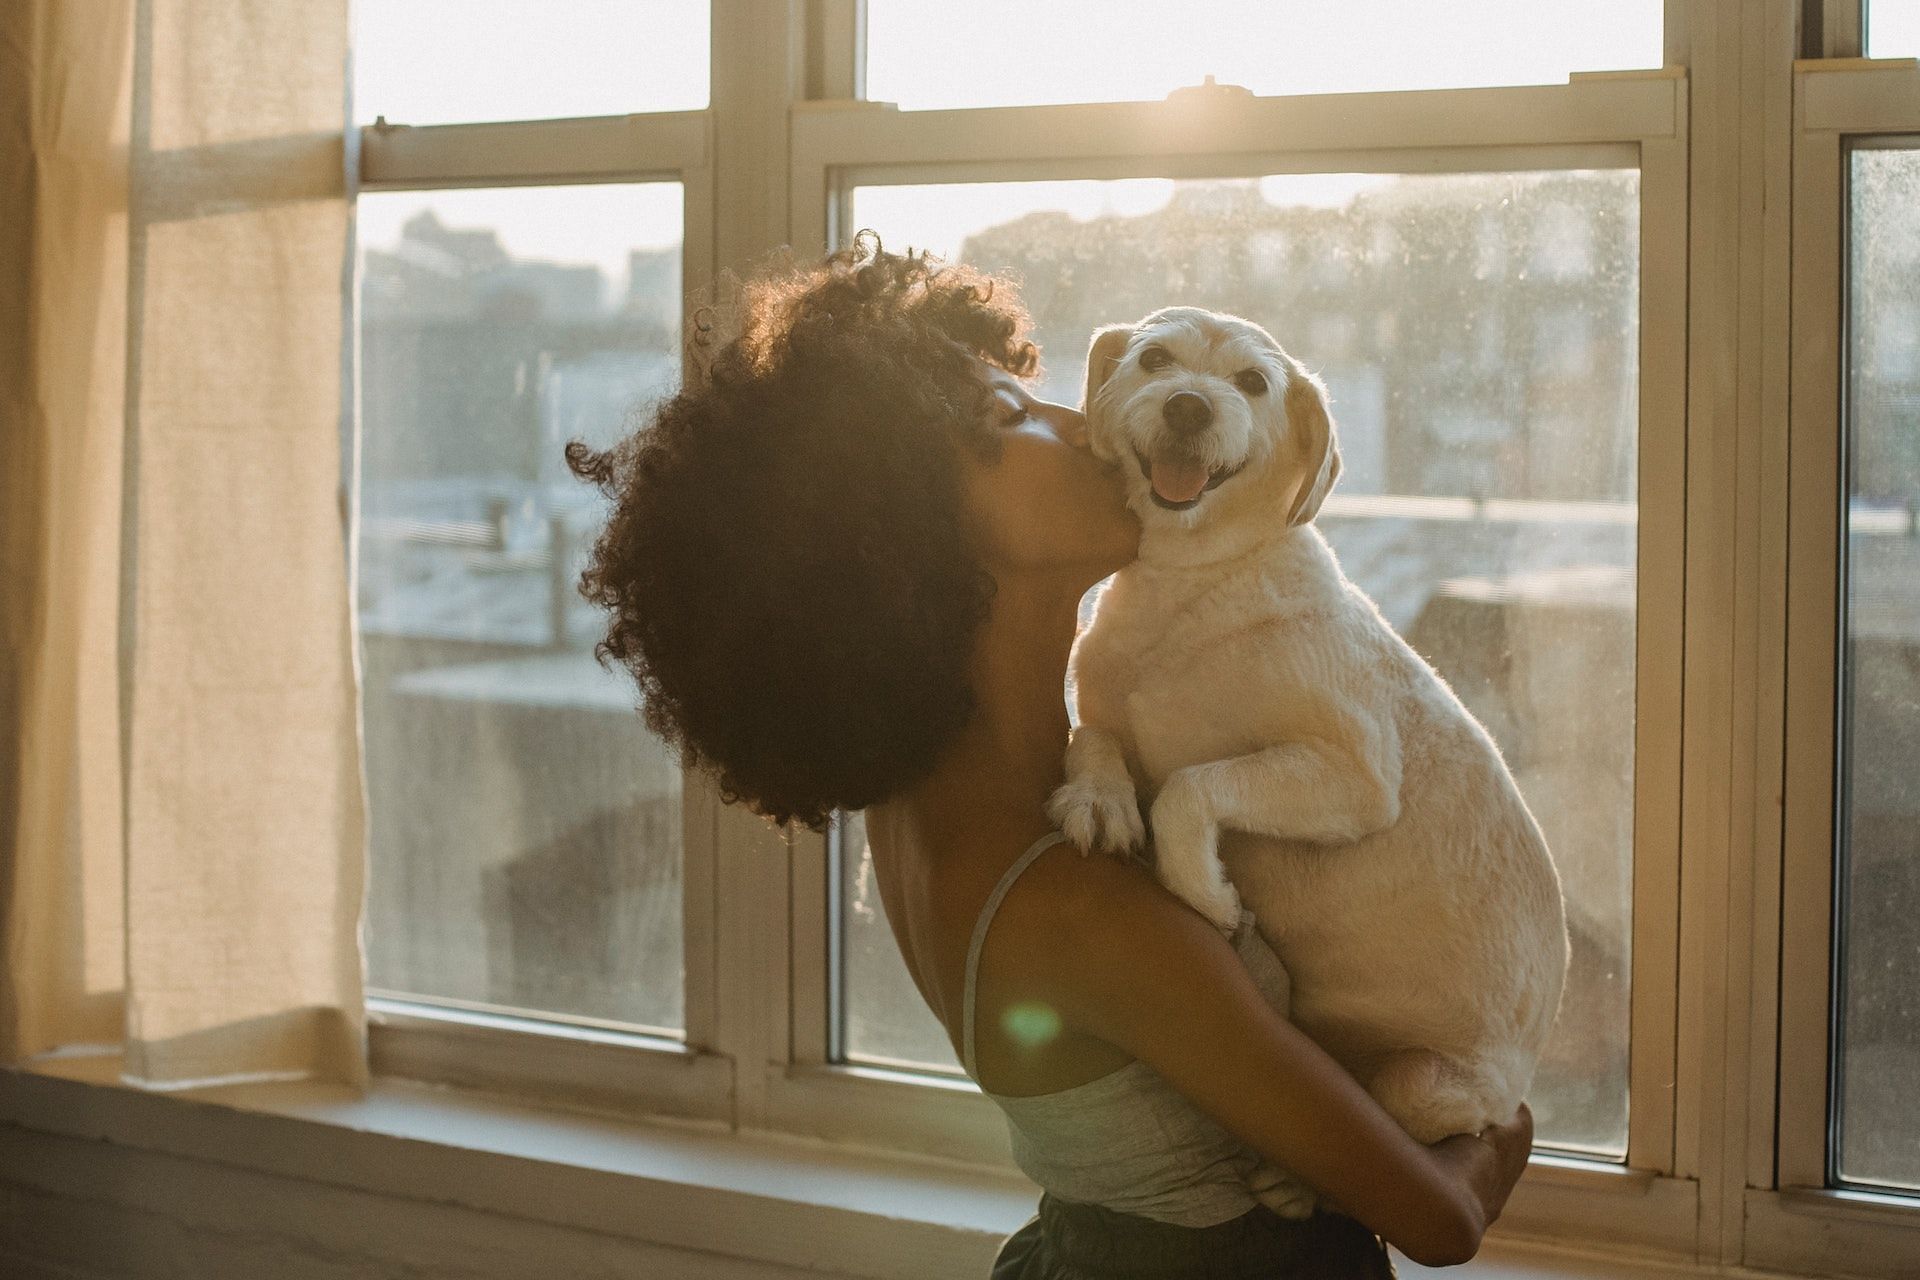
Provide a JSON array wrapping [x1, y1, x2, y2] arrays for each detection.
[[866, 0, 1663, 110]]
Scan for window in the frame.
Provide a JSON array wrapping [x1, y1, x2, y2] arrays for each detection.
[[357, 183, 687, 1033], [339, 6, 1920, 1274], [349, 5, 718, 1111], [1774, 48, 1920, 1276], [351, 0, 709, 124], [787, 58, 1691, 1216], [837, 169, 1642, 1158]]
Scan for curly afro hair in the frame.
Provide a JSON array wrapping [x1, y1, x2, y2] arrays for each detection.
[[566, 235, 1038, 831]]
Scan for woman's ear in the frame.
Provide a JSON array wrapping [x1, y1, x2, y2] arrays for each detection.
[[1082, 324, 1135, 423], [1283, 361, 1342, 527]]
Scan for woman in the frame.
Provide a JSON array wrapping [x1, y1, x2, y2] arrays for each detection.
[[569, 237, 1533, 1278]]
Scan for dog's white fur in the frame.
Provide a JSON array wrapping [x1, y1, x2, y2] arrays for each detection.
[[1051, 307, 1569, 1208]]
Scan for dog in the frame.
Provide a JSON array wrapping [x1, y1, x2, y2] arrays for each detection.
[[1048, 307, 1569, 1210]]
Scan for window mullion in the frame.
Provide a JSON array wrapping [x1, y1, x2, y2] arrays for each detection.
[[1626, 113, 1687, 1182], [706, 0, 806, 1133]]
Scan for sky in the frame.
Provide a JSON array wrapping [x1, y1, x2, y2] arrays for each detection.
[[350, 0, 1669, 284], [1870, 0, 1920, 55]]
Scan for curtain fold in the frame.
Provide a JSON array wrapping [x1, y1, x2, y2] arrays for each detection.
[[2, 0, 367, 1090]]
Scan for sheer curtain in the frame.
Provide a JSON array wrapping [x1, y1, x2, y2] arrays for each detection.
[[1, 0, 367, 1088]]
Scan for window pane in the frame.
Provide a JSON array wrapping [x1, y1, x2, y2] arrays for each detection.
[[1836, 146, 1920, 1193], [842, 171, 1639, 1157], [866, 1, 1661, 110], [838, 812, 962, 1071], [352, 1, 709, 125], [1868, 0, 1920, 57], [357, 184, 685, 1032]]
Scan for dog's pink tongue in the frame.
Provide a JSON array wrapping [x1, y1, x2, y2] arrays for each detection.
[[1150, 457, 1212, 505]]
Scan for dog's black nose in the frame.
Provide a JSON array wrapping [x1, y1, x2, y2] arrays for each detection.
[[1163, 391, 1213, 435]]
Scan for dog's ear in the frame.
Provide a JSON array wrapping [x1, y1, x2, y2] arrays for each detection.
[[1283, 361, 1341, 526], [1081, 324, 1134, 423]]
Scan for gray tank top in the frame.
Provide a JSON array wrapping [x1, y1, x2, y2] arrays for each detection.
[[961, 830, 1295, 1228]]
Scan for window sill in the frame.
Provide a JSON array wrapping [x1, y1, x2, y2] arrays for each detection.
[[0, 1053, 1765, 1280], [2, 1050, 1031, 1279]]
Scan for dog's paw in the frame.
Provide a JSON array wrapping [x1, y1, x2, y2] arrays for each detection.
[[1248, 1162, 1317, 1220], [1047, 778, 1146, 856], [1185, 876, 1243, 935]]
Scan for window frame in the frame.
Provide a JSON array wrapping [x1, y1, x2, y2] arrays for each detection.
[[351, 104, 732, 1126], [1751, 51, 1920, 1275], [771, 68, 1696, 1248]]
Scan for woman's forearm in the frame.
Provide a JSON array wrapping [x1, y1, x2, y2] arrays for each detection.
[[1198, 1016, 1492, 1265]]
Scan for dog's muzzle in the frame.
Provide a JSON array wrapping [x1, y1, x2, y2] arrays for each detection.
[[1133, 446, 1246, 511]]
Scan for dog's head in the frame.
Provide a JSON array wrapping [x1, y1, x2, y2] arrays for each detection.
[[1081, 307, 1340, 530]]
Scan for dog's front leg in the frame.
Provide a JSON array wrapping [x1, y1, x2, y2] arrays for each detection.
[[1201, 701, 1404, 844], [1151, 725, 1403, 931], [1047, 725, 1146, 857]]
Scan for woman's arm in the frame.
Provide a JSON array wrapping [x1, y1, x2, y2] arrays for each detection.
[[1010, 846, 1532, 1268]]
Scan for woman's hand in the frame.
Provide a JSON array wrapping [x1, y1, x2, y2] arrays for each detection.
[[1315, 1104, 1533, 1244], [1426, 1104, 1534, 1241]]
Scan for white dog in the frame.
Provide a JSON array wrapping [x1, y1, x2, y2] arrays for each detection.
[[1049, 307, 1569, 1186]]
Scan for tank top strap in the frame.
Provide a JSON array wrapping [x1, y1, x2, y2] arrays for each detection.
[[962, 829, 1073, 1080]]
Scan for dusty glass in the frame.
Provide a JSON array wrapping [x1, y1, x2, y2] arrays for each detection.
[[352, 0, 709, 125], [837, 812, 962, 1071], [838, 171, 1641, 1158], [356, 183, 686, 1032], [866, 0, 1661, 111], [1835, 146, 1920, 1193]]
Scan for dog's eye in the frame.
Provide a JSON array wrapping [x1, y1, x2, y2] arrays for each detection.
[[1234, 369, 1269, 396], [1138, 346, 1172, 372]]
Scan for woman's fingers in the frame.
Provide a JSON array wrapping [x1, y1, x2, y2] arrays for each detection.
[[1487, 1102, 1535, 1174], [1476, 1102, 1535, 1224]]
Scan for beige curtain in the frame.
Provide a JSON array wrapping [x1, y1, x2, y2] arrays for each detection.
[[2, 0, 367, 1088]]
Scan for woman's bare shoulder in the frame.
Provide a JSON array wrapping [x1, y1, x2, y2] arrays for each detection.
[[993, 840, 1257, 1026]]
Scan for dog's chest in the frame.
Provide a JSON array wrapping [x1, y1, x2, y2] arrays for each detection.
[[1122, 655, 1285, 784], [1076, 576, 1306, 787]]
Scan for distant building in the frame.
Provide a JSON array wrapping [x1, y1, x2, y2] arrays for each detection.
[[958, 173, 1640, 505], [359, 210, 676, 492], [625, 247, 682, 330]]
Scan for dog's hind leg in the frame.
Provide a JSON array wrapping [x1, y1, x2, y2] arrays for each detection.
[[1364, 1048, 1509, 1146]]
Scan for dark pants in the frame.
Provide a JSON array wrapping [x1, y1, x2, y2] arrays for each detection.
[[991, 1193, 1399, 1280]]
